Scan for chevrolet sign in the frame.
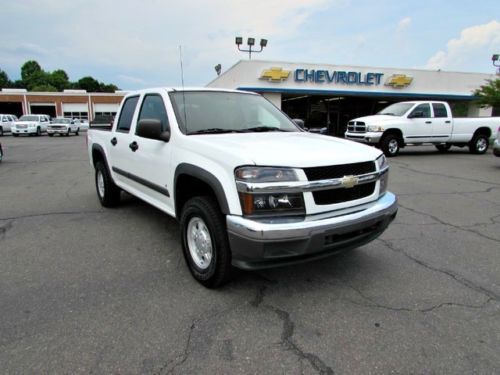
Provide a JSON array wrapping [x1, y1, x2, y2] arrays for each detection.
[[385, 74, 413, 88], [260, 67, 291, 82]]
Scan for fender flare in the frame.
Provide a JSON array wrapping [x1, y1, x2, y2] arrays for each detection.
[[174, 163, 230, 215]]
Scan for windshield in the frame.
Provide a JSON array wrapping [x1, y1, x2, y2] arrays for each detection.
[[19, 115, 39, 121], [377, 102, 415, 116], [170, 91, 300, 134], [53, 118, 71, 124]]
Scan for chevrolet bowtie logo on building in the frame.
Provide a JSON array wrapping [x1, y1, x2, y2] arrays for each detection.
[[385, 74, 413, 88], [259, 67, 290, 82], [340, 175, 359, 189]]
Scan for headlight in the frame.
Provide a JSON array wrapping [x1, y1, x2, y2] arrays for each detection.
[[376, 154, 389, 195], [235, 166, 305, 216], [367, 125, 385, 132]]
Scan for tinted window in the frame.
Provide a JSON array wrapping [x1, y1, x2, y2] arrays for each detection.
[[117, 96, 139, 132], [2, 116, 7, 121], [138, 94, 169, 132], [410, 104, 431, 118], [432, 103, 448, 118]]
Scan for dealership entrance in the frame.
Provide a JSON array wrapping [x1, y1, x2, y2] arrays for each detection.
[[0, 101, 23, 117], [30, 103, 57, 118]]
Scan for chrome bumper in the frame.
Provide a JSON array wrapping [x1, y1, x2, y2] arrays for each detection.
[[226, 192, 397, 270], [345, 132, 382, 144]]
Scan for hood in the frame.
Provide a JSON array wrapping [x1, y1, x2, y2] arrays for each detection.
[[14, 121, 38, 126], [351, 114, 403, 124], [184, 132, 382, 168]]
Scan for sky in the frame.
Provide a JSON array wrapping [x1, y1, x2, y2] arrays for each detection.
[[0, 0, 499, 90]]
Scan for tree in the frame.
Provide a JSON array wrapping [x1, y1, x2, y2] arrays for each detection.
[[473, 79, 500, 108], [0, 69, 11, 88], [31, 84, 57, 92], [99, 83, 118, 93], [49, 69, 70, 91], [77, 76, 101, 92], [21, 60, 42, 82]]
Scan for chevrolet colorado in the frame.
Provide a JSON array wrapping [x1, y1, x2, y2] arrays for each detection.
[[87, 88, 397, 287]]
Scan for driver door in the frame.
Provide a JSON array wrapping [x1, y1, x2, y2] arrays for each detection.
[[406, 103, 433, 143]]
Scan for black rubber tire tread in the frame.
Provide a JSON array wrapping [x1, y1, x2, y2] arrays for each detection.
[[95, 161, 121, 207], [436, 144, 451, 152], [36, 127, 41, 136], [180, 196, 232, 288], [48, 133, 54, 137], [469, 133, 489, 154], [0, 127, 3, 136], [380, 134, 400, 157]]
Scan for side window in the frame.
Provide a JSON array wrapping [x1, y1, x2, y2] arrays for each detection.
[[137, 94, 169, 132], [117, 96, 139, 133], [432, 103, 448, 118], [2, 116, 7, 122], [410, 104, 431, 118]]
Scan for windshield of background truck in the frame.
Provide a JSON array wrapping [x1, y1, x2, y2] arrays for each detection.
[[19, 115, 40, 121], [53, 119, 71, 124], [377, 102, 415, 116], [170, 91, 300, 134]]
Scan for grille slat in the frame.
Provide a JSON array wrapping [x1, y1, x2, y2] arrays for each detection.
[[304, 161, 376, 181], [347, 121, 366, 133]]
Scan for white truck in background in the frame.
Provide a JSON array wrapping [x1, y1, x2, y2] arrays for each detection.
[[345, 101, 499, 156]]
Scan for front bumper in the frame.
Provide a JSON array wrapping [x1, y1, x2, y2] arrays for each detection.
[[227, 192, 397, 270], [494, 139, 500, 157], [12, 128, 37, 134], [345, 132, 382, 144], [47, 128, 69, 134]]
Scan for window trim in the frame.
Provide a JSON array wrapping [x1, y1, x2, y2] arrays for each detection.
[[116, 95, 140, 133]]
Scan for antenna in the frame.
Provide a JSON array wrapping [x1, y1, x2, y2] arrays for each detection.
[[179, 45, 188, 133]]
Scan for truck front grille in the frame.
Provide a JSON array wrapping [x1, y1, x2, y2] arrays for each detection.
[[312, 182, 376, 205], [304, 161, 376, 181], [347, 121, 366, 133]]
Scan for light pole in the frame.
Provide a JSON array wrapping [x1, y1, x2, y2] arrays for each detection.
[[492, 54, 500, 75], [235, 37, 268, 59]]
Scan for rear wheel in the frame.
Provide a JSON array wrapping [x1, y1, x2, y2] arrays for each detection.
[[380, 134, 400, 157], [95, 161, 121, 207], [469, 134, 489, 154], [36, 127, 41, 136], [180, 196, 232, 288], [0, 127, 3, 136], [75, 128, 79, 136], [436, 144, 451, 152]]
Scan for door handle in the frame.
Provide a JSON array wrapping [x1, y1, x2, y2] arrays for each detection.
[[129, 141, 139, 152], [445, 120, 451, 123], [425, 121, 432, 124], [110, 137, 117, 146]]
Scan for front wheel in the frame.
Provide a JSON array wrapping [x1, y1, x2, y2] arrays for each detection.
[[36, 127, 41, 136], [95, 161, 121, 207], [180, 196, 232, 288], [75, 128, 79, 136], [469, 134, 489, 154], [380, 134, 400, 157]]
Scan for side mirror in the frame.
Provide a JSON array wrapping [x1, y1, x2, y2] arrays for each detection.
[[136, 119, 170, 142], [409, 111, 423, 118], [292, 118, 305, 129]]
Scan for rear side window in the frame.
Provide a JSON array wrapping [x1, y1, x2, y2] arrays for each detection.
[[137, 94, 169, 132], [432, 103, 448, 118], [117, 96, 139, 132]]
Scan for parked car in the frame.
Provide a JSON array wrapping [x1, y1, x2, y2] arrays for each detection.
[[345, 101, 500, 156], [47, 118, 80, 136], [11, 114, 50, 136], [494, 126, 500, 157], [88, 88, 398, 287], [0, 114, 17, 136], [79, 120, 89, 131]]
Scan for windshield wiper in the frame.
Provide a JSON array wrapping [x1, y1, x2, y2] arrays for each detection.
[[245, 126, 286, 132], [188, 128, 245, 135]]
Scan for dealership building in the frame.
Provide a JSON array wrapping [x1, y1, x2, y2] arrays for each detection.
[[1, 60, 496, 133], [208, 60, 497, 135], [0, 89, 125, 121]]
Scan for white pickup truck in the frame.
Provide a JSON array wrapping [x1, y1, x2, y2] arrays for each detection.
[[87, 88, 397, 287], [345, 101, 500, 156]]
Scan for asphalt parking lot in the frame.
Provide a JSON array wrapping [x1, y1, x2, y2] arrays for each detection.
[[1, 135, 499, 374]]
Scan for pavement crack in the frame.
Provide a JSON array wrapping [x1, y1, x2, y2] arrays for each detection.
[[398, 203, 500, 243], [161, 321, 196, 375], [250, 285, 267, 307], [378, 238, 500, 301], [0, 210, 105, 221], [0, 220, 14, 240]]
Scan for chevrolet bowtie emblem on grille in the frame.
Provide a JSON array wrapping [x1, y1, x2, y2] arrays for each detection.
[[340, 175, 359, 189], [385, 74, 413, 88], [259, 67, 290, 82]]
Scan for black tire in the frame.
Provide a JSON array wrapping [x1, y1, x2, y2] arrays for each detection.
[[95, 161, 121, 207], [12, 133, 18, 137], [36, 127, 41, 136], [469, 133, 489, 154], [180, 196, 232, 288], [75, 128, 79, 136], [48, 133, 54, 137], [436, 144, 451, 152], [380, 134, 400, 157], [0, 127, 3, 136]]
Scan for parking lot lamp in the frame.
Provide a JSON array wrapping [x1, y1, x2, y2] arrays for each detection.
[[235, 37, 268, 59]]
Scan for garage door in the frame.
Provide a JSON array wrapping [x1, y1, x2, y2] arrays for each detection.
[[93, 103, 119, 117], [62, 103, 89, 120], [30, 103, 56, 118]]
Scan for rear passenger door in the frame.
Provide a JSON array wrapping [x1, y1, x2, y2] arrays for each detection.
[[108, 95, 140, 189], [123, 93, 174, 213], [431, 103, 452, 142]]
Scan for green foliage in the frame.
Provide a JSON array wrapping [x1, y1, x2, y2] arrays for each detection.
[[473, 79, 500, 108], [2, 60, 119, 92]]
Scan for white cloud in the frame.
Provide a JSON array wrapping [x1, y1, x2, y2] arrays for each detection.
[[424, 20, 500, 70], [396, 17, 411, 33]]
